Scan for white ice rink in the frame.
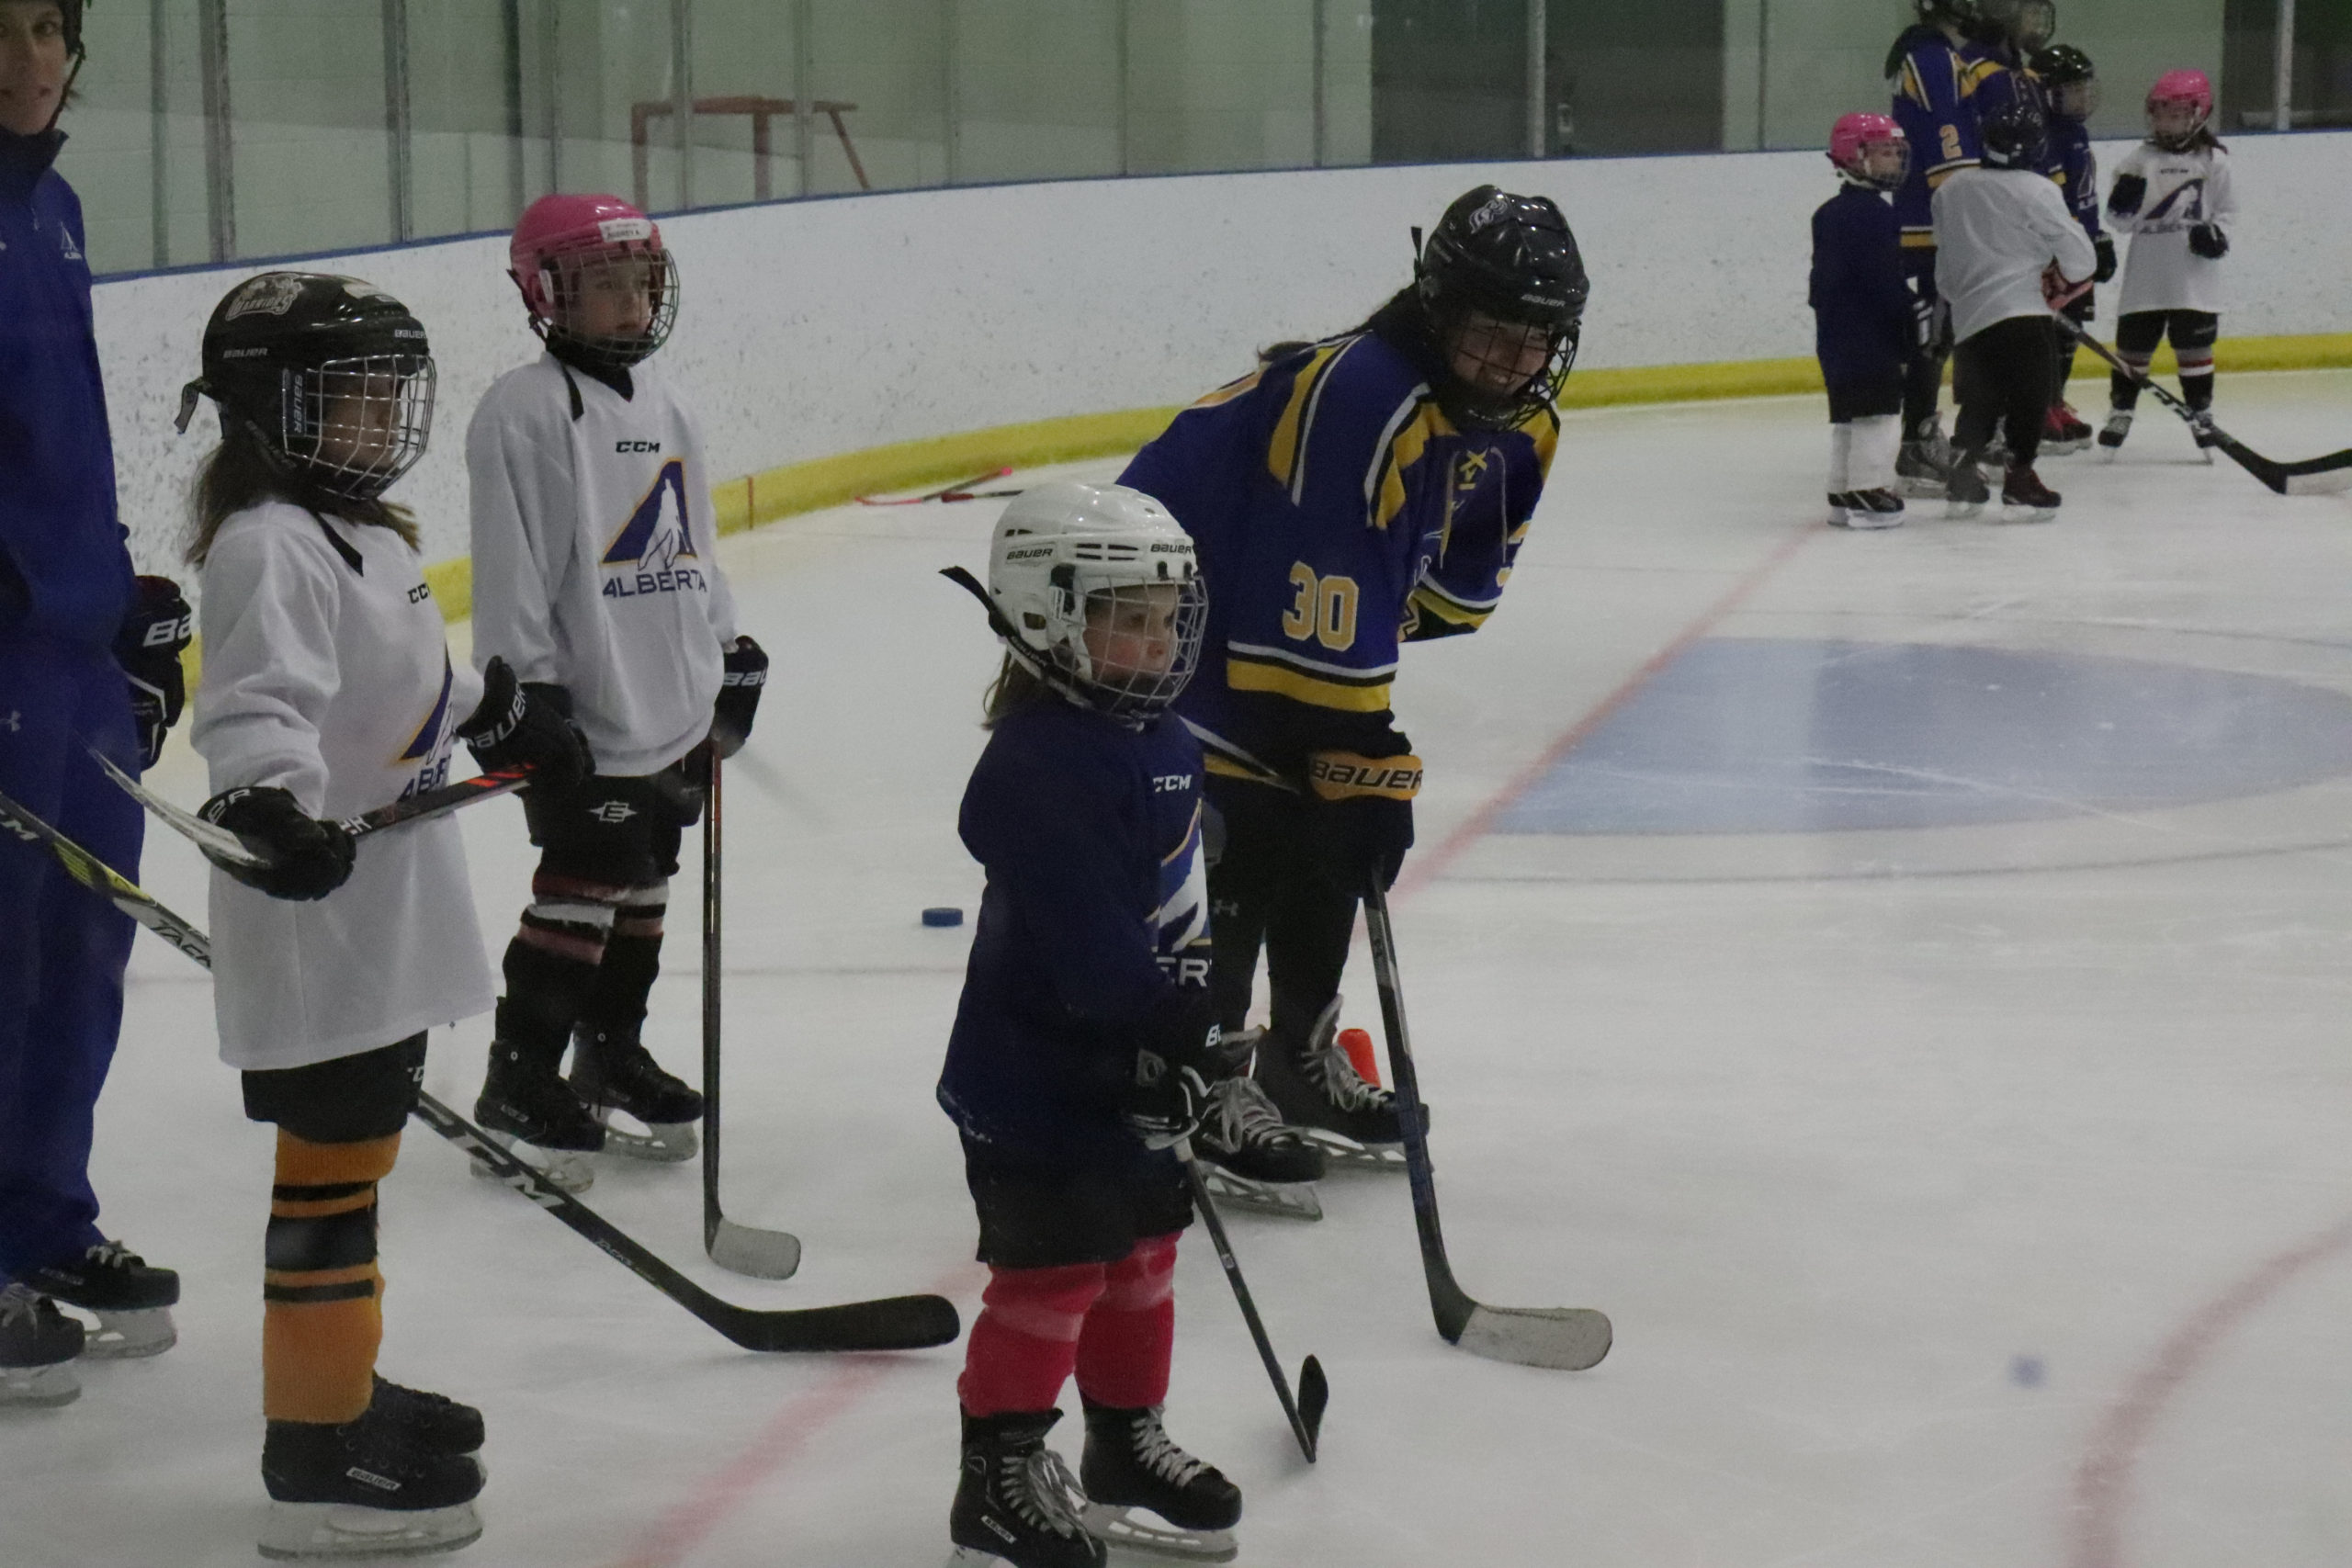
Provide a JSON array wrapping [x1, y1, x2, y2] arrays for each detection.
[[10, 373, 2352, 1567]]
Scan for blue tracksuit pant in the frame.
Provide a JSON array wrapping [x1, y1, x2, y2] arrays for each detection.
[[0, 635, 142, 1285]]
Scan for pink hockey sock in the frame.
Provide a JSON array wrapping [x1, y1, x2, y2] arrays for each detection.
[[1074, 1232, 1179, 1409], [958, 1262, 1107, 1416]]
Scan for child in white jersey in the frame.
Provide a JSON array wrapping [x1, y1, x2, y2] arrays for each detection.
[[180, 271, 586, 1561], [467, 194, 766, 1186], [2099, 68, 2236, 457]]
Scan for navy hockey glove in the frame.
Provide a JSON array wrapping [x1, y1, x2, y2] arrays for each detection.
[[2107, 174, 2146, 218], [1306, 744, 1423, 894], [2094, 234, 2119, 283], [114, 575, 193, 770], [710, 634, 768, 759], [457, 659, 592, 790], [200, 786, 356, 901], [2188, 223, 2229, 260], [1123, 987, 1222, 1150]]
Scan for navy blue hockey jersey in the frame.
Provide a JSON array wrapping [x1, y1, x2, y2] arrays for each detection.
[[938, 697, 1212, 1165], [2046, 115, 2103, 242], [1887, 25, 2000, 248], [1811, 185, 1916, 386], [1120, 329, 1554, 784]]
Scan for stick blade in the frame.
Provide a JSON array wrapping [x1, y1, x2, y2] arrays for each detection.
[[2284, 454, 2352, 495], [1451, 1303, 1612, 1370], [707, 1219, 802, 1280], [1297, 1355, 1329, 1460], [723, 1293, 961, 1354]]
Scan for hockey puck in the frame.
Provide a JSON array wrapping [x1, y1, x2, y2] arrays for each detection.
[[921, 906, 965, 928]]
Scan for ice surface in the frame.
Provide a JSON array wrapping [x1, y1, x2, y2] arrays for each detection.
[[8, 372, 2352, 1566]]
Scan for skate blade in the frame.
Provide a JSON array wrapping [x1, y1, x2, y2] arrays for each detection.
[[2043, 437, 2090, 456], [469, 1130, 594, 1193], [1082, 1503, 1238, 1563], [257, 1500, 482, 1561], [1996, 504, 2059, 525], [1837, 513, 1903, 531], [73, 1306, 175, 1359], [1894, 476, 1948, 500], [1944, 498, 1986, 518], [0, 1362, 81, 1407], [1296, 1128, 1408, 1171], [594, 1110, 698, 1164], [1197, 1166, 1323, 1222]]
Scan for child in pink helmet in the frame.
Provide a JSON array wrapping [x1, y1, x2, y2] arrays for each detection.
[[1810, 112, 1921, 528], [2098, 69, 2235, 459]]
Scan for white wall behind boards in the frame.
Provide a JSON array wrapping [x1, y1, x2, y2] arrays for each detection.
[[98, 130, 2352, 577]]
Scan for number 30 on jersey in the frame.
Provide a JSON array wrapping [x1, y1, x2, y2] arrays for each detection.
[[1282, 562, 1359, 652]]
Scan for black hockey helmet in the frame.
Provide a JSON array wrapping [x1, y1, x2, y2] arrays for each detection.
[[1913, 0, 1979, 28], [2032, 43, 2097, 118], [1975, 0, 2055, 52], [1977, 95, 2048, 168], [176, 272, 435, 502], [1414, 186, 1589, 430]]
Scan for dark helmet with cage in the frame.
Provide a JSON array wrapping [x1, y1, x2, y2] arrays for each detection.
[[1977, 95, 2049, 169], [1975, 0, 2055, 53], [175, 271, 435, 502], [2031, 43, 2098, 120], [1912, 0, 1979, 30], [508, 192, 679, 369], [1413, 186, 1589, 431]]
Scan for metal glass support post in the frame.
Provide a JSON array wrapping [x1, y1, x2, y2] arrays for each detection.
[[1525, 0, 1545, 158], [1755, 0, 1770, 151], [540, 0, 560, 196], [1115, 0, 1129, 176], [501, 0, 525, 218], [1311, 0, 1327, 167], [382, 0, 413, 243], [672, 0, 693, 209], [149, 0, 167, 267], [795, 0, 814, 195], [2276, 0, 2297, 131], [942, 0, 960, 186], [197, 0, 233, 261]]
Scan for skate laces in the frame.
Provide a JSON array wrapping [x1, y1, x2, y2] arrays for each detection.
[[998, 1444, 1088, 1538], [1306, 1041, 1393, 1114], [0, 1282, 46, 1325], [85, 1240, 141, 1271], [1130, 1410, 1209, 1489], [1209, 1076, 1297, 1147]]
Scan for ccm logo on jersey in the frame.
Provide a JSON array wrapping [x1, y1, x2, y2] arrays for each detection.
[[1151, 773, 1193, 794], [1306, 750, 1424, 802], [615, 440, 662, 453]]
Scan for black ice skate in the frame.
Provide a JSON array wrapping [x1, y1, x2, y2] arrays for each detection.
[[1079, 1401, 1242, 1563], [473, 1038, 603, 1193], [2000, 463, 2061, 523], [1827, 490, 1904, 531], [1252, 998, 1412, 1169], [26, 1238, 179, 1358], [259, 1401, 485, 1561], [1944, 448, 1992, 515], [371, 1374, 484, 1455], [2190, 410, 2220, 462], [569, 1024, 703, 1163], [947, 1409, 1106, 1568], [0, 1283, 85, 1408], [2098, 408, 2132, 455], [1193, 1058, 1326, 1222], [1894, 435, 1953, 499]]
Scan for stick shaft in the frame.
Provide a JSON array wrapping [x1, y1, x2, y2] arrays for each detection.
[[1180, 1150, 1317, 1460]]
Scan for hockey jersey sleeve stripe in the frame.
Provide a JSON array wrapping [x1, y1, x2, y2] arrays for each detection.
[[1227, 653, 1393, 713], [1359, 386, 1432, 519], [1265, 342, 1345, 493], [1181, 718, 1288, 787], [1371, 401, 1454, 533], [1406, 585, 1491, 634], [1190, 366, 1265, 412]]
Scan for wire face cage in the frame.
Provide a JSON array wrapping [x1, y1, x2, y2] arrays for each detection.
[[537, 246, 682, 368], [282, 354, 436, 499], [1060, 577, 1208, 720]]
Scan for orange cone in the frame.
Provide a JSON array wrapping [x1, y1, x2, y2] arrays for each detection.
[[1337, 1026, 1382, 1087]]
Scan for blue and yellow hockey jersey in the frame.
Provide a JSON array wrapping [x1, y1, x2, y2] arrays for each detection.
[[1887, 24, 2003, 249], [1120, 328, 1555, 784]]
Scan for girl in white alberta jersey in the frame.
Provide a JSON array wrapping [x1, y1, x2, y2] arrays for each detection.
[[467, 194, 767, 1186], [180, 271, 586, 1561]]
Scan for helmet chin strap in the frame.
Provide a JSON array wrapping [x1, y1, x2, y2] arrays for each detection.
[[939, 565, 1137, 725]]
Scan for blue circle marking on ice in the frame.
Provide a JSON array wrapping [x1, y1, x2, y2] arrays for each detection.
[[1498, 639, 2352, 836], [922, 906, 966, 928], [2011, 1354, 2045, 1388]]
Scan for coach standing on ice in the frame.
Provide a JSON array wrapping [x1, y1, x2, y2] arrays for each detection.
[[0, 0, 193, 1408]]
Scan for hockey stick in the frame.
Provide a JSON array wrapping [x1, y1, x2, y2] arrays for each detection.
[[96, 750, 534, 870], [702, 751, 804, 1279], [1176, 1140, 1328, 1461], [854, 467, 1012, 506], [2061, 321, 2352, 496], [1361, 884, 1613, 1370], [0, 784, 958, 1355]]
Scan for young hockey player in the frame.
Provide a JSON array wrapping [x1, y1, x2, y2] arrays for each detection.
[[1118, 185, 1582, 1194], [0, 0, 190, 1406], [468, 193, 766, 1188], [2099, 69, 2234, 459], [1932, 96, 2095, 520], [1812, 112, 1920, 529], [179, 271, 587, 1559], [2032, 43, 2116, 454], [940, 480, 1241, 1568]]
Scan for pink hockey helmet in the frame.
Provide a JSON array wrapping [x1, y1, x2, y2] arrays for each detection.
[[1828, 112, 1910, 191], [2145, 69, 2213, 149], [507, 193, 680, 367]]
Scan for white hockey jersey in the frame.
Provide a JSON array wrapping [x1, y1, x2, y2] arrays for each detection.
[[1932, 165, 2098, 345], [193, 502, 495, 1071], [467, 354, 739, 778], [2109, 141, 2235, 317]]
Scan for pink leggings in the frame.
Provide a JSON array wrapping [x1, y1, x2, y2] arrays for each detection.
[[958, 1232, 1179, 1416]]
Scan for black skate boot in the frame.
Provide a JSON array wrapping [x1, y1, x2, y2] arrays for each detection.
[[26, 1238, 179, 1358], [1944, 448, 1991, 515], [474, 1030, 604, 1193], [948, 1409, 1105, 1568], [569, 1024, 703, 1163], [1079, 1401, 1242, 1562], [2190, 409, 2220, 460], [1894, 436, 1951, 499], [259, 1400, 485, 1561], [2000, 463, 2061, 522], [0, 1283, 85, 1408], [370, 1375, 484, 1455], [1829, 489, 1904, 531], [1252, 998, 1413, 1168], [2097, 408, 2132, 454], [1193, 1043, 1327, 1221]]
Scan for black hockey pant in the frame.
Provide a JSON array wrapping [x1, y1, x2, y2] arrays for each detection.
[[2111, 309, 2218, 413], [1204, 775, 1357, 1050], [1954, 316, 2058, 468]]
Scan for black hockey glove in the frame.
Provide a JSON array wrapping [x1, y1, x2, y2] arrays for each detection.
[[2094, 234, 2119, 283], [710, 634, 768, 759], [1122, 987, 1222, 1150], [2107, 174, 2146, 219], [1305, 743, 1423, 895], [114, 575, 193, 770], [200, 785, 356, 901], [456, 659, 592, 790], [2188, 222, 2230, 260], [1910, 296, 1937, 354]]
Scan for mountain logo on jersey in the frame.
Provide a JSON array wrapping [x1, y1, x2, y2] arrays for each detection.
[[601, 457, 707, 601], [2143, 178, 2207, 226], [1152, 804, 1211, 987], [391, 654, 458, 797]]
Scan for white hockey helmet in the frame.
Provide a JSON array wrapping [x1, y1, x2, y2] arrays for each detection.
[[987, 480, 1205, 720]]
